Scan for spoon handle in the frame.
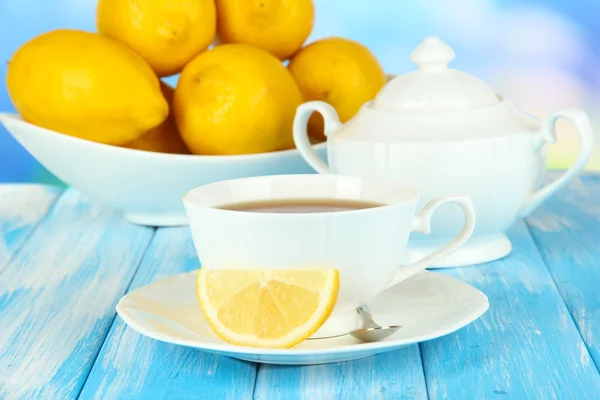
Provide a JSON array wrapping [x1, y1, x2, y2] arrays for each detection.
[[356, 305, 381, 329]]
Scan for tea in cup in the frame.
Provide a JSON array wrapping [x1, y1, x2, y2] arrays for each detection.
[[183, 174, 475, 339]]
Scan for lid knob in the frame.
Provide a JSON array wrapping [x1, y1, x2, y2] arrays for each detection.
[[370, 36, 499, 113], [410, 37, 455, 72]]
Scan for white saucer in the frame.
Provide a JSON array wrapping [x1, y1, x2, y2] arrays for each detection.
[[116, 270, 489, 365]]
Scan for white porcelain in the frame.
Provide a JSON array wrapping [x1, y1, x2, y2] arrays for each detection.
[[0, 113, 326, 227], [116, 270, 489, 365], [294, 37, 595, 267], [183, 174, 475, 338]]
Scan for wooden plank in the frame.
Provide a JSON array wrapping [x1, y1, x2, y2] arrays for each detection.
[[253, 346, 427, 400], [0, 184, 62, 271], [79, 227, 257, 400], [526, 173, 600, 370], [420, 221, 600, 399], [0, 189, 154, 400]]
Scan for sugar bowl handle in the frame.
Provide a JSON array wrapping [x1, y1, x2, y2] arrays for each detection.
[[519, 109, 594, 217], [293, 101, 340, 174], [387, 196, 476, 288]]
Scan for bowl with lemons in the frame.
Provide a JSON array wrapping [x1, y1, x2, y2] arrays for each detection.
[[1, 0, 388, 226]]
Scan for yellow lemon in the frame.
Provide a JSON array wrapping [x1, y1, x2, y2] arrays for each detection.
[[197, 268, 339, 348], [288, 37, 387, 141], [173, 44, 303, 155], [215, 0, 314, 60], [97, 0, 216, 77], [6, 29, 168, 145], [124, 82, 190, 154]]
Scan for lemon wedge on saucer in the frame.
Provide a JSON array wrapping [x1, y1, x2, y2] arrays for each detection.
[[196, 268, 339, 348]]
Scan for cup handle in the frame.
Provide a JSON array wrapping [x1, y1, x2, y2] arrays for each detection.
[[387, 196, 476, 288], [518, 109, 594, 218], [293, 101, 341, 174]]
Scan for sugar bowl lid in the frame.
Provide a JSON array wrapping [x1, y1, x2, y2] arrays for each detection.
[[371, 37, 499, 113]]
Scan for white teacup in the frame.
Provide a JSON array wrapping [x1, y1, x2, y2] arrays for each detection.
[[183, 174, 475, 338]]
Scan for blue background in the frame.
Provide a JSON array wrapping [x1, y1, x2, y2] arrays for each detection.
[[1, 0, 599, 183]]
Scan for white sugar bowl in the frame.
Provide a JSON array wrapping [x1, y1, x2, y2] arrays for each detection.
[[293, 37, 594, 267]]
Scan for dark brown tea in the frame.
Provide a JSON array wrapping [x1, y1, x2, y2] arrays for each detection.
[[218, 198, 383, 213]]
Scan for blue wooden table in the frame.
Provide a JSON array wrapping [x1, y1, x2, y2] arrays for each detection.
[[1, 173, 599, 399]]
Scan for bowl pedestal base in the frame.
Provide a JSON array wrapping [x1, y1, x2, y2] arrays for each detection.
[[408, 234, 512, 268], [125, 211, 187, 227]]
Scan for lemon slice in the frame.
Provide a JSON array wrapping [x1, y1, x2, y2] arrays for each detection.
[[196, 268, 340, 348]]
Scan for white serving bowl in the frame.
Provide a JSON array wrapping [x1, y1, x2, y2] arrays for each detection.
[[0, 113, 326, 226]]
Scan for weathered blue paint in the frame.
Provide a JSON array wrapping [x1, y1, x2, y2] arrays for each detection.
[[422, 220, 600, 399], [527, 173, 600, 371], [1, 177, 600, 399], [254, 346, 427, 400], [0, 184, 61, 272], [79, 227, 258, 400], [0, 189, 154, 399]]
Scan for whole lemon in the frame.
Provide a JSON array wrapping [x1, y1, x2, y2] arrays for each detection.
[[288, 37, 386, 141], [124, 82, 190, 154], [7, 29, 168, 145], [174, 44, 303, 155], [215, 0, 314, 60], [97, 0, 216, 77]]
